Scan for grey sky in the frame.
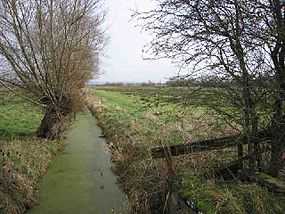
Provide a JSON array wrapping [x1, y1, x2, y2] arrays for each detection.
[[97, 0, 178, 83]]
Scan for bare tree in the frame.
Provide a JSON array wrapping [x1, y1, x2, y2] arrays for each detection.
[[137, 0, 285, 176], [257, 0, 285, 176], [0, 0, 105, 139], [136, 0, 270, 169]]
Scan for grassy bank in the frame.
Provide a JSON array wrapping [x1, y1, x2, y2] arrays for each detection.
[[0, 92, 62, 214], [0, 93, 42, 138], [90, 87, 285, 214]]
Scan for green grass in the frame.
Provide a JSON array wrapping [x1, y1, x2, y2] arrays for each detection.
[[0, 139, 62, 214], [95, 90, 141, 111], [94, 88, 235, 144], [0, 93, 42, 138], [91, 87, 285, 214], [95, 85, 234, 109], [0, 92, 62, 213], [182, 175, 285, 214], [95, 85, 271, 129]]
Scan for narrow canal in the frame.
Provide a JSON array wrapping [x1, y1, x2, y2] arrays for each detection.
[[28, 113, 127, 214]]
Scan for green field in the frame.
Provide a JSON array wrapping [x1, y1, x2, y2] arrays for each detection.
[[91, 87, 285, 214], [94, 88, 236, 144], [0, 92, 42, 138]]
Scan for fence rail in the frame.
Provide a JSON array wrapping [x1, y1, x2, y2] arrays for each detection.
[[151, 130, 271, 159]]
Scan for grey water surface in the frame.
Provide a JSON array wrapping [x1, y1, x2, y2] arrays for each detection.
[[28, 113, 127, 214]]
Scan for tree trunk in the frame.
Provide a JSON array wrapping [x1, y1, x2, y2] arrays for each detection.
[[231, 5, 258, 169], [37, 107, 66, 140], [269, 102, 285, 176], [236, 42, 257, 170], [269, 4, 285, 175], [269, 121, 285, 176]]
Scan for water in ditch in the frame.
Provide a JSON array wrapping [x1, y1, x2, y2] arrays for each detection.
[[28, 113, 127, 214]]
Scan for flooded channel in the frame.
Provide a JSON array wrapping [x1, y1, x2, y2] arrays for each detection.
[[28, 113, 127, 214]]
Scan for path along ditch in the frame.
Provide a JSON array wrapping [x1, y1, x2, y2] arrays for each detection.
[[28, 113, 127, 214]]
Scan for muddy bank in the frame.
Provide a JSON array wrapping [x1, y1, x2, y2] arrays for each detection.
[[28, 113, 127, 214]]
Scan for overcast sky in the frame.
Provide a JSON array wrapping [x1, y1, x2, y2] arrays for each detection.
[[97, 0, 178, 83]]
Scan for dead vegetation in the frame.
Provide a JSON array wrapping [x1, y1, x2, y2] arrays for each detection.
[[89, 89, 285, 214], [0, 139, 63, 214]]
